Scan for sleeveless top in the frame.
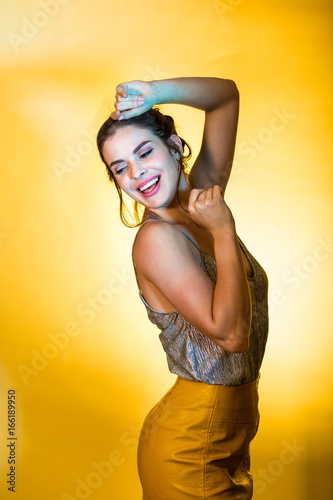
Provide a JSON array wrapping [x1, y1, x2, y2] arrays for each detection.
[[132, 219, 269, 386]]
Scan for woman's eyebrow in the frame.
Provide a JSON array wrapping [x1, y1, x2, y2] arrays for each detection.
[[109, 141, 152, 168]]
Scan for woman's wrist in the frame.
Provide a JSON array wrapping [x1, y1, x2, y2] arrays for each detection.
[[151, 79, 178, 106], [211, 225, 237, 245]]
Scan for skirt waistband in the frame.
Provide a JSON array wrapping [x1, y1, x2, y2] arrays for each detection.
[[170, 374, 260, 425]]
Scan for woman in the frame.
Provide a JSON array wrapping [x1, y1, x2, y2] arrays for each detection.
[[97, 77, 269, 499]]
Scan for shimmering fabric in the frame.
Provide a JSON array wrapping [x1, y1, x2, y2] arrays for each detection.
[[132, 219, 269, 385], [137, 375, 260, 500]]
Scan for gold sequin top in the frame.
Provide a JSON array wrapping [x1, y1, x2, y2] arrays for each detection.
[[132, 219, 269, 386]]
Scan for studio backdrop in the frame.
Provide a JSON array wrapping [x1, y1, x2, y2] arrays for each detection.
[[0, 1, 332, 499]]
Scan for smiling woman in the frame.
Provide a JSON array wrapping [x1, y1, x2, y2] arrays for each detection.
[[96, 77, 269, 499], [102, 125, 184, 210], [97, 105, 193, 226]]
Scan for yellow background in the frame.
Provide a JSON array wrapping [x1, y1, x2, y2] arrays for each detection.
[[1, 0, 332, 498]]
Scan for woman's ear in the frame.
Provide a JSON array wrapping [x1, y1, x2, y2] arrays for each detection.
[[168, 134, 183, 158]]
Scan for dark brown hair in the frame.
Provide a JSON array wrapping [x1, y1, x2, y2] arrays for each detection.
[[96, 107, 192, 227]]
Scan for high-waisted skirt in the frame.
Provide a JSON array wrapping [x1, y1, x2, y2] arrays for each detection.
[[137, 375, 260, 500]]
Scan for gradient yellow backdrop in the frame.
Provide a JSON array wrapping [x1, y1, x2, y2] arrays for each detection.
[[1, 1, 332, 499]]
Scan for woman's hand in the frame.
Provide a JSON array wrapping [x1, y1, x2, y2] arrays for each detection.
[[188, 185, 235, 235], [110, 80, 157, 120]]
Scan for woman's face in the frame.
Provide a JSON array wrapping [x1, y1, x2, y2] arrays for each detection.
[[102, 125, 183, 210]]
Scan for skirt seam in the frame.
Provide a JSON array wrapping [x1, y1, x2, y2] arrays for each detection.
[[153, 377, 180, 429], [202, 387, 219, 500]]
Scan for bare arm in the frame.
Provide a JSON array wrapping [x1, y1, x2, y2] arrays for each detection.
[[151, 77, 237, 112], [112, 77, 239, 193], [134, 186, 251, 353]]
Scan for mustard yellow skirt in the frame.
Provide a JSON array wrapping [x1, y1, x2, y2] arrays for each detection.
[[137, 375, 260, 500]]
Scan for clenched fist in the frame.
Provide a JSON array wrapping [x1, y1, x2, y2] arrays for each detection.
[[188, 185, 235, 235]]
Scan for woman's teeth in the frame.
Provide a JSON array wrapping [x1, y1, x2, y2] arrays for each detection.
[[138, 176, 159, 193]]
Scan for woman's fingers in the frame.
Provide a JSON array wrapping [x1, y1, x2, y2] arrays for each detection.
[[189, 186, 215, 208], [114, 98, 144, 111], [188, 185, 222, 217], [116, 80, 150, 98], [188, 185, 234, 232], [115, 84, 127, 98], [111, 96, 146, 121], [188, 188, 204, 206], [204, 187, 213, 202], [111, 80, 156, 121], [212, 184, 224, 200]]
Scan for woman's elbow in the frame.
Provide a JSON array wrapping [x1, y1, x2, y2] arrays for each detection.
[[215, 78, 239, 102], [226, 79, 239, 100], [230, 338, 249, 353], [231, 80, 239, 98], [214, 320, 251, 353], [221, 337, 249, 353]]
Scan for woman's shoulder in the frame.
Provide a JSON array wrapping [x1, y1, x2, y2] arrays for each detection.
[[132, 218, 194, 270], [134, 218, 183, 253]]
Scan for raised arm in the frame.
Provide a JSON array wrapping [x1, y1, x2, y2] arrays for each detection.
[[112, 77, 239, 193], [133, 186, 251, 353], [152, 78, 239, 193]]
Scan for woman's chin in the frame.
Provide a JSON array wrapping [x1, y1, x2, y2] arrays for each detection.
[[137, 188, 179, 212]]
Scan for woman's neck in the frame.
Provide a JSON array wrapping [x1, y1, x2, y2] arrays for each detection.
[[143, 175, 194, 225]]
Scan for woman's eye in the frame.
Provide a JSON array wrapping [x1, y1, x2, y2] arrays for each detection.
[[140, 149, 152, 159], [115, 165, 126, 175]]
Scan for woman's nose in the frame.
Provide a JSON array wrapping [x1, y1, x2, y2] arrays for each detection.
[[131, 163, 147, 180]]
